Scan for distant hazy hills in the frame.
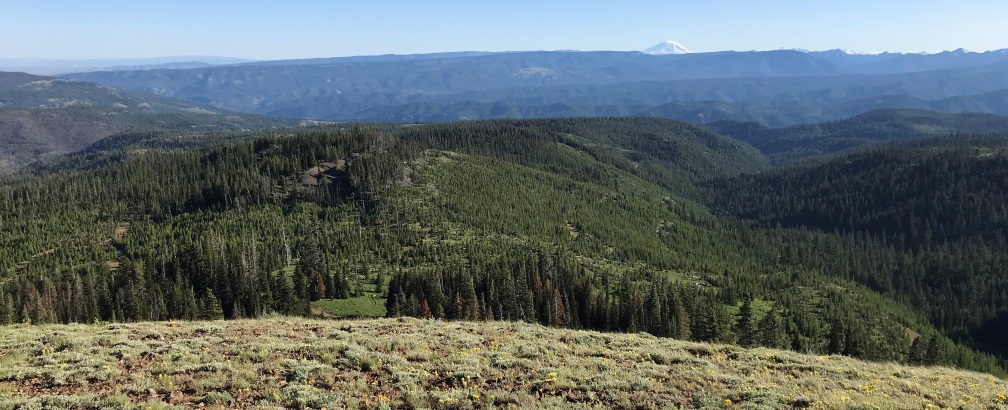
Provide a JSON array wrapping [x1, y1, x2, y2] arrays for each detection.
[[640, 89, 1008, 126], [0, 72, 298, 173], [5, 47, 1008, 172], [0, 56, 252, 76], [60, 48, 1008, 124], [708, 108, 1008, 161], [4, 47, 1007, 168], [808, 48, 1008, 74], [65, 50, 838, 118]]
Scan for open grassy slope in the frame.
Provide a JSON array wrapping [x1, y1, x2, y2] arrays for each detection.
[[0, 318, 1005, 409]]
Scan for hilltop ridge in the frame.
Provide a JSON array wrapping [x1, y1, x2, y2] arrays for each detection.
[[0, 317, 1004, 409]]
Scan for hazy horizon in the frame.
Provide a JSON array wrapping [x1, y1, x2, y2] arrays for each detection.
[[3, 0, 1007, 60]]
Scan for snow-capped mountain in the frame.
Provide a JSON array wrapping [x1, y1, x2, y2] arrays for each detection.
[[643, 41, 692, 55]]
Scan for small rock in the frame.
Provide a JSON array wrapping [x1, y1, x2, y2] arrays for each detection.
[[169, 390, 185, 403]]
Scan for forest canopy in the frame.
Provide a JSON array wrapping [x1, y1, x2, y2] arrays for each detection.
[[1, 115, 1006, 376]]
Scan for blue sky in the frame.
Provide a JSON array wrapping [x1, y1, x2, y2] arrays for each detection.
[[2, 0, 1007, 60]]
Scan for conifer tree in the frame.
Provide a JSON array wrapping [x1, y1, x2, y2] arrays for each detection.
[[828, 317, 846, 355], [0, 293, 13, 325], [758, 304, 788, 348], [374, 268, 386, 296], [908, 336, 927, 364], [925, 335, 945, 365], [197, 289, 224, 320], [736, 297, 756, 347]]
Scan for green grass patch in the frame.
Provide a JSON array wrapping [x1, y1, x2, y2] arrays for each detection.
[[312, 296, 386, 318]]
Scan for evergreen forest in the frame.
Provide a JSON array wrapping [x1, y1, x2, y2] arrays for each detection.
[[2, 113, 1007, 378]]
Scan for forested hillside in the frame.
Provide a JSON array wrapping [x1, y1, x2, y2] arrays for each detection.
[[709, 108, 1008, 161], [1, 116, 1005, 378], [708, 136, 1008, 362], [349, 89, 1008, 127]]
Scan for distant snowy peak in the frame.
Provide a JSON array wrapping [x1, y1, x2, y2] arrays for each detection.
[[643, 41, 691, 55], [841, 49, 887, 56]]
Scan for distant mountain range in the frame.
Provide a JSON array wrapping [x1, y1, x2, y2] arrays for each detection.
[[53, 46, 1008, 125], [0, 56, 253, 75], [807, 48, 1008, 74], [0, 72, 299, 173], [4, 44, 1008, 133]]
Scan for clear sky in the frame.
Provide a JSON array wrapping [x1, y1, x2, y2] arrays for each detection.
[[2, 0, 1007, 60]]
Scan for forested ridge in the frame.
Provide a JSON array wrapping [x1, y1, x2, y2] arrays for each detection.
[[709, 108, 1008, 161], [1, 116, 1006, 377], [708, 135, 1008, 362]]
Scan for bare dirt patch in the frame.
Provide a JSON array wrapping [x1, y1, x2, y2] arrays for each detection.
[[114, 222, 129, 239]]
